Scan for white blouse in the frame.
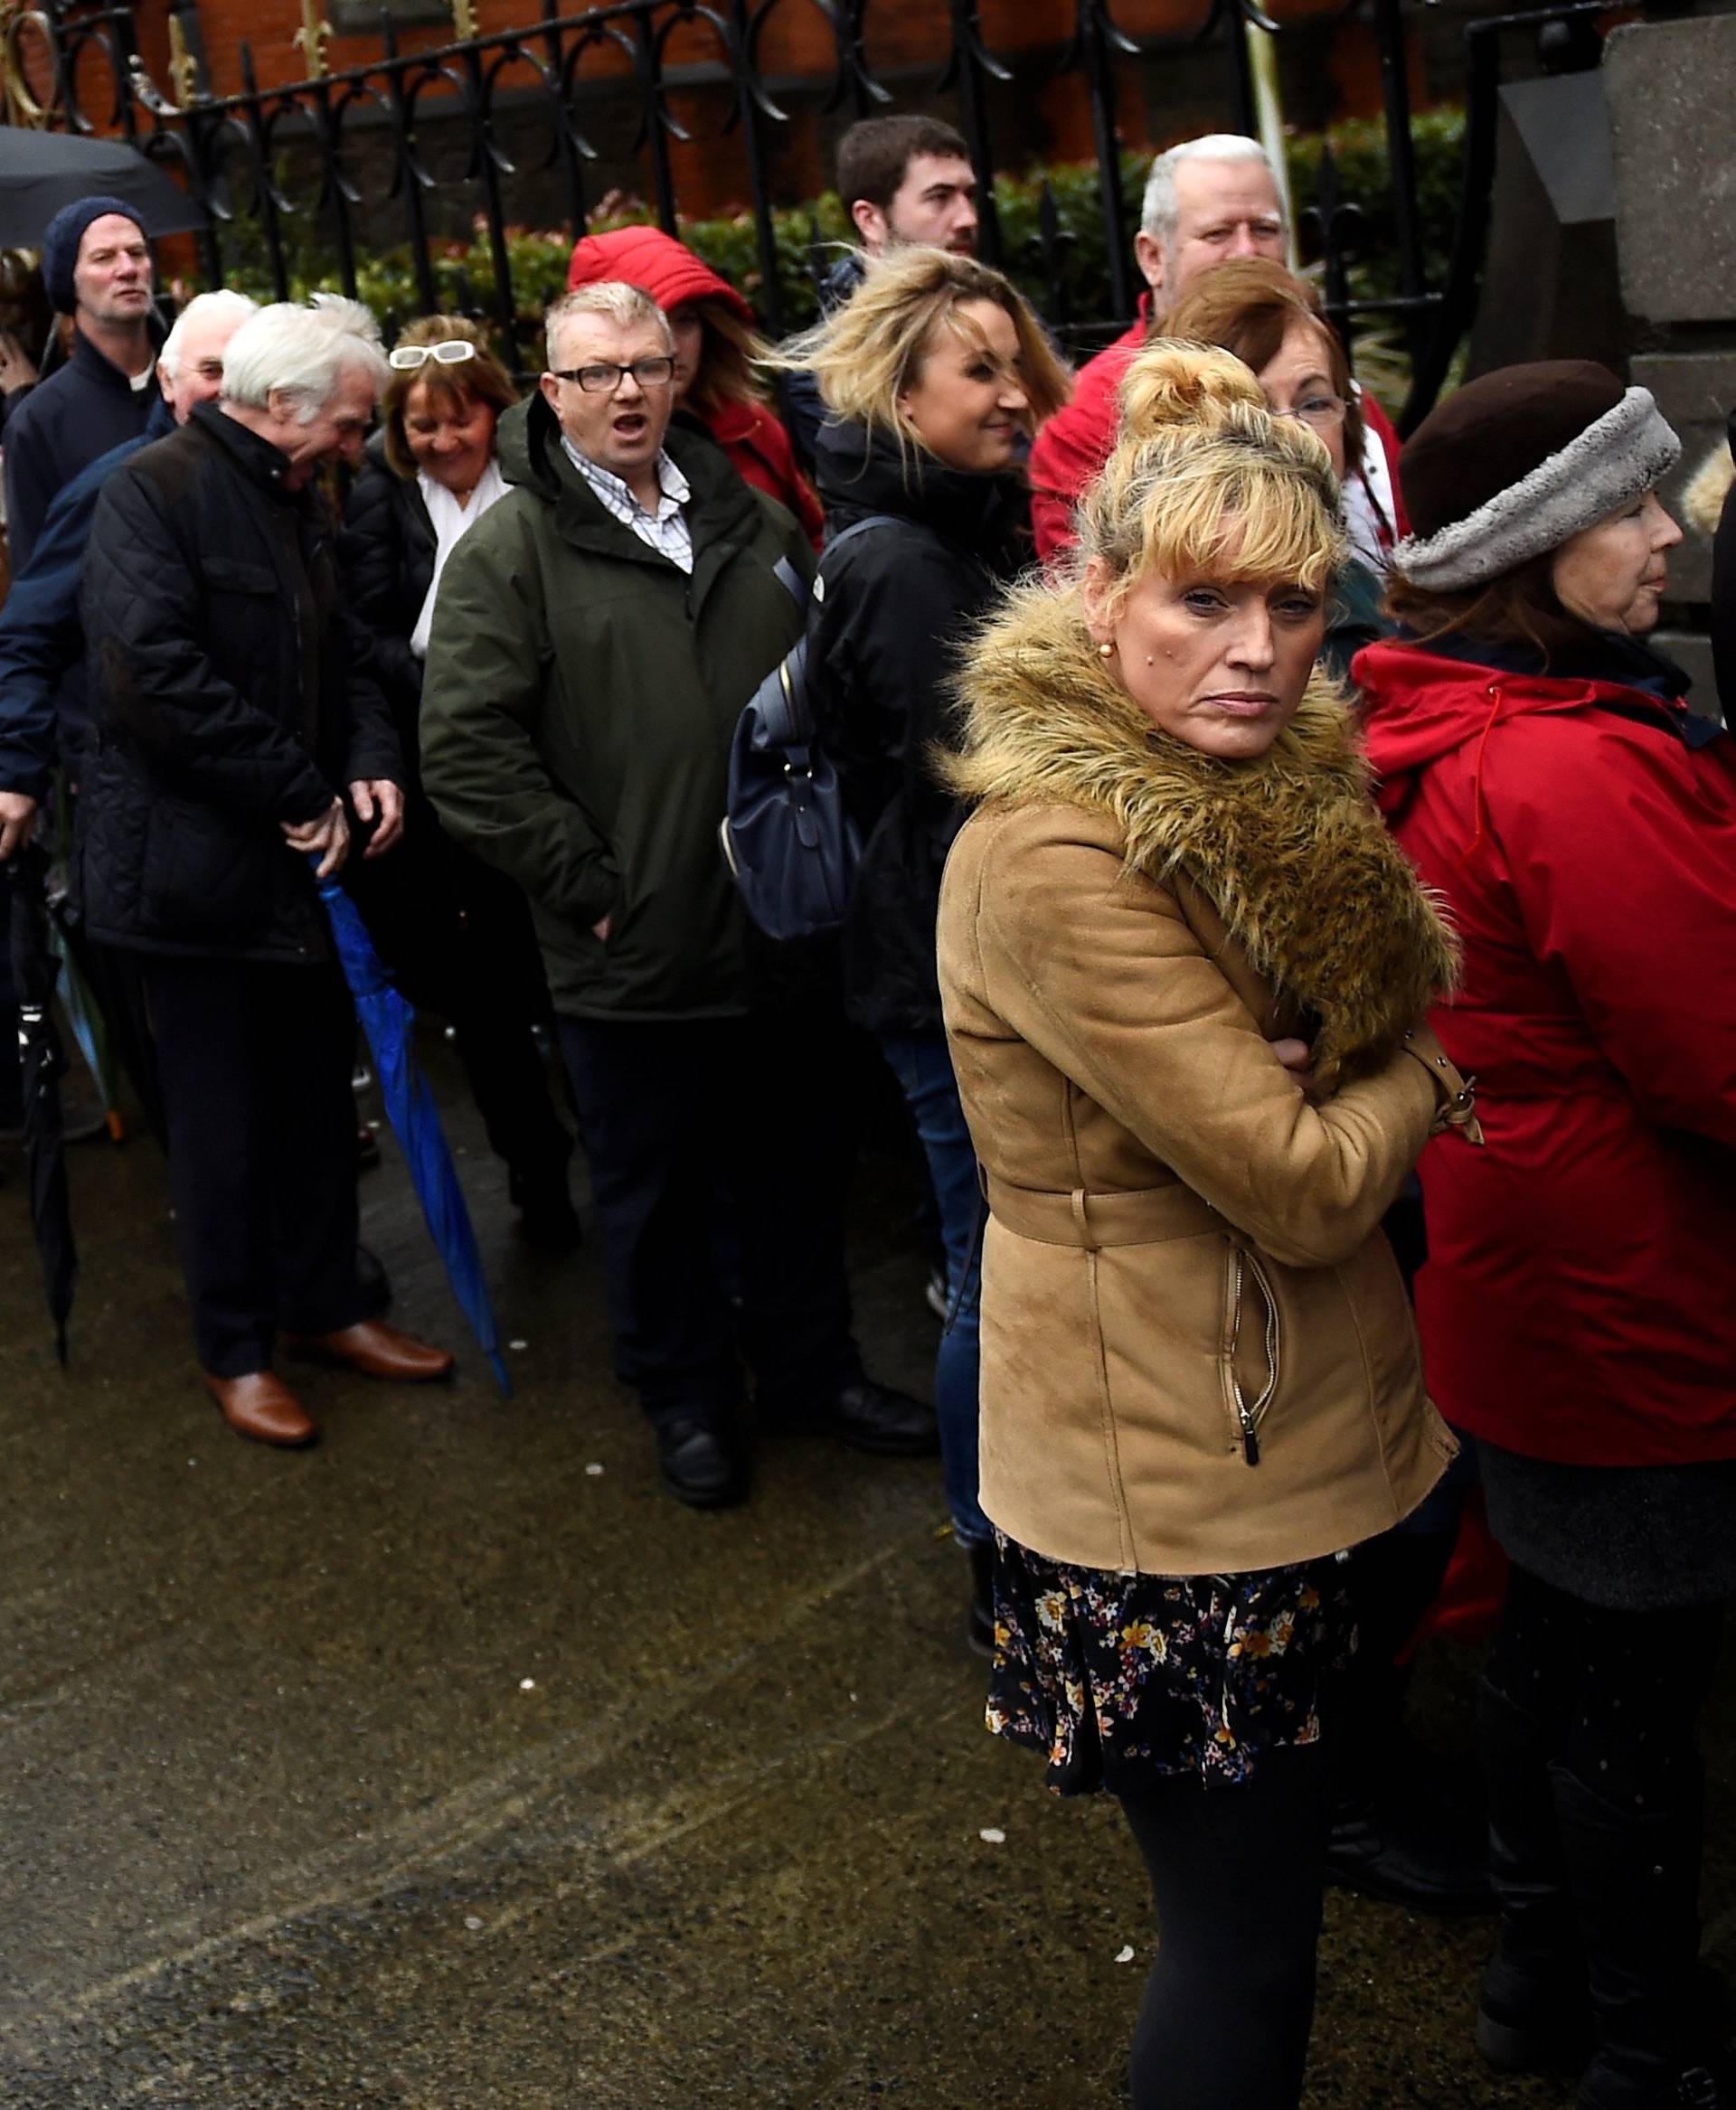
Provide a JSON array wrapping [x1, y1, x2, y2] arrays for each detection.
[[410, 457, 508, 659]]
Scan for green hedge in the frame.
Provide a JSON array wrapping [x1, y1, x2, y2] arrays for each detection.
[[222, 109, 1467, 395]]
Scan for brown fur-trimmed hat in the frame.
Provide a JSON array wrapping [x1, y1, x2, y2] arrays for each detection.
[[1392, 361, 1679, 591]]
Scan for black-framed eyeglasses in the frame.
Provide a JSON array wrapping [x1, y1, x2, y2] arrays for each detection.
[[388, 339, 478, 372], [549, 356, 677, 395]]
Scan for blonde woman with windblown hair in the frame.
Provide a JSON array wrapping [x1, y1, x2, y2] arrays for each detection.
[[779, 248, 1069, 1647], [936, 342, 1481, 2109]]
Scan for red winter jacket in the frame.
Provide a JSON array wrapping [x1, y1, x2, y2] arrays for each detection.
[[1357, 637, 1736, 1468], [566, 224, 824, 548], [1028, 296, 1409, 565], [1029, 306, 1147, 562]]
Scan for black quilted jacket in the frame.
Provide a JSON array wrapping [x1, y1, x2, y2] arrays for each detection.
[[807, 418, 1031, 1036], [336, 437, 436, 753], [76, 402, 401, 964]]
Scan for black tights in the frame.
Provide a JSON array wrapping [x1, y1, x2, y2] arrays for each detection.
[[1118, 1746, 1329, 2110]]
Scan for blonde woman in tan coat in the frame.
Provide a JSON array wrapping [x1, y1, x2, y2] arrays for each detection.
[[937, 344, 1481, 2110]]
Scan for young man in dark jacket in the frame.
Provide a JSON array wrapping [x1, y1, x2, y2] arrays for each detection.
[[420, 281, 935, 1508], [4, 196, 164, 571], [79, 296, 453, 1447], [782, 115, 979, 472]]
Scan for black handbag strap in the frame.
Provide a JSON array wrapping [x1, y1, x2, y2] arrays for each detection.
[[771, 513, 901, 612]]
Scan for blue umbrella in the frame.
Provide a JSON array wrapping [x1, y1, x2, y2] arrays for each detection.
[[314, 865, 513, 1396]]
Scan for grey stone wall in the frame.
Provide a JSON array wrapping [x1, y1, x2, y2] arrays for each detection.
[[1604, 14, 1736, 721]]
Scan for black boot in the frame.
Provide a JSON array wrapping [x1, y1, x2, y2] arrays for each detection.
[[967, 1540, 995, 1657], [1326, 1526, 1493, 1916], [1552, 1756, 1722, 2110], [1475, 1677, 1592, 2075], [509, 1159, 583, 1253]]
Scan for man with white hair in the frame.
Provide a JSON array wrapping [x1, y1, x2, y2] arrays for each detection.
[[76, 295, 453, 1446], [1030, 134, 1289, 555], [422, 282, 936, 1508]]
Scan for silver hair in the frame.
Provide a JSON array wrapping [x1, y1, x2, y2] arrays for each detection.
[[158, 288, 259, 381], [220, 293, 388, 422], [1139, 133, 1282, 249], [544, 283, 673, 371]]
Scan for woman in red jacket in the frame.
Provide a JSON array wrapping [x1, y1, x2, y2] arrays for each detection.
[[1357, 361, 1735, 2110], [566, 224, 824, 547]]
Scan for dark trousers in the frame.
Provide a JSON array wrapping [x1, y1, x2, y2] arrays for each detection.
[[143, 954, 364, 1378], [556, 1009, 862, 1429], [343, 815, 569, 1177], [1482, 1566, 1725, 2092], [1485, 1565, 1723, 1808], [1118, 1747, 1330, 2110]]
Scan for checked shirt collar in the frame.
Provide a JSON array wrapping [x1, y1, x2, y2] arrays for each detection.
[[560, 436, 693, 575]]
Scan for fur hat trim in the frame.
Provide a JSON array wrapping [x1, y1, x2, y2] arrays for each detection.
[[1392, 387, 1680, 591]]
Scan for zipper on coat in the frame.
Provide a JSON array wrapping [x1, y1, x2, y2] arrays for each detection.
[[1223, 1244, 1281, 1467]]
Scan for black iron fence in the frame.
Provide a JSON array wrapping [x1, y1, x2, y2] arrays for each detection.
[[3, 0, 1642, 427]]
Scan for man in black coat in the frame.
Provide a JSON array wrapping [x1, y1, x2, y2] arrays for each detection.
[[79, 296, 454, 1446], [4, 196, 163, 571]]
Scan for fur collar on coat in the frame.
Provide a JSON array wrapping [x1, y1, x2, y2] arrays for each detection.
[[948, 587, 1460, 1089]]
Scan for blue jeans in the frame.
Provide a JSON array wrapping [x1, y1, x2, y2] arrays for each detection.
[[879, 1030, 987, 1548]]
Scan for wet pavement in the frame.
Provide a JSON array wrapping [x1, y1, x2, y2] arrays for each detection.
[[1, 1038, 1730, 2110]]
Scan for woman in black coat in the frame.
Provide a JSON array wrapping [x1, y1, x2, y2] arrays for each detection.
[[338, 316, 578, 1248], [790, 250, 1071, 1638]]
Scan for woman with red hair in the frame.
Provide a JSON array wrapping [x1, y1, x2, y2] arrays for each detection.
[[566, 225, 823, 546]]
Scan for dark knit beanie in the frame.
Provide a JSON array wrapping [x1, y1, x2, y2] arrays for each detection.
[[41, 195, 146, 316], [1392, 360, 1679, 591]]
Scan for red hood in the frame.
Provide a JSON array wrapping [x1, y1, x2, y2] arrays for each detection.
[[1354, 636, 1698, 815], [566, 225, 753, 326]]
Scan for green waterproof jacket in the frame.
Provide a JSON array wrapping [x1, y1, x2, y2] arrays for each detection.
[[419, 394, 811, 1020]]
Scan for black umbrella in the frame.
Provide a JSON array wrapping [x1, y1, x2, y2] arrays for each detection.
[[0, 127, 205, 247], [6, 847, 78, 1363]]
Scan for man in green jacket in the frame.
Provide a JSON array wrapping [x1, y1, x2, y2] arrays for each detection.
[[420, 282, 934, 1507]]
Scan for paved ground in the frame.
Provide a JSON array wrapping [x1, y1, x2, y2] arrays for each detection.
[[1, 1037, 1730, 2110]]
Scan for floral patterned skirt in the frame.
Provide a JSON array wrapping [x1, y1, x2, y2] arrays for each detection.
[[987, 1532, 1356, 1796]]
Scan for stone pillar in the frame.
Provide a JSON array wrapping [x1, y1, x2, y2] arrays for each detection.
[[1605, 14, 1736, 719]]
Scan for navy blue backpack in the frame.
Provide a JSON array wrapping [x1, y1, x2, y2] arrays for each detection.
[[719, 515, 893, 943]]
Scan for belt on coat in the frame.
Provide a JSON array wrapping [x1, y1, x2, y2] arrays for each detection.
[[983, 1175, 1225, 1249]]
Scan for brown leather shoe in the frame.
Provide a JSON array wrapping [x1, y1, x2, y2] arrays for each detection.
[[281, 1321, 455, 1382], [203, 1370, 318, 1447]]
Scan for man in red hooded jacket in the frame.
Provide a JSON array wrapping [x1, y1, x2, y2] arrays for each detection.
[[1028, 134, 1409, 568]]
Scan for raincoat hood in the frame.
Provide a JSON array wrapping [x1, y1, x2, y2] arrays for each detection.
[[1356, 632, 1713, 826], [565, 224, 754, 327]]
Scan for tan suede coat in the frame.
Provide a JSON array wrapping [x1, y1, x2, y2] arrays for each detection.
[[937, 591, 1471, 1576]]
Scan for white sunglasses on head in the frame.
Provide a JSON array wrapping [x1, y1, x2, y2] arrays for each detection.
[[387, 339, 479, 372]]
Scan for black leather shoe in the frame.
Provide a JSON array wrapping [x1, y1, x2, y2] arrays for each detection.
[[777, 1376, 938, 1456], [1326, 1777, 1495, 1916], [656, 1418, 744, 1509]]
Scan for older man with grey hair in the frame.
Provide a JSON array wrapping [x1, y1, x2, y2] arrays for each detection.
[[77, 295, 454, 1448], [1030, 133, 1289, 556]]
